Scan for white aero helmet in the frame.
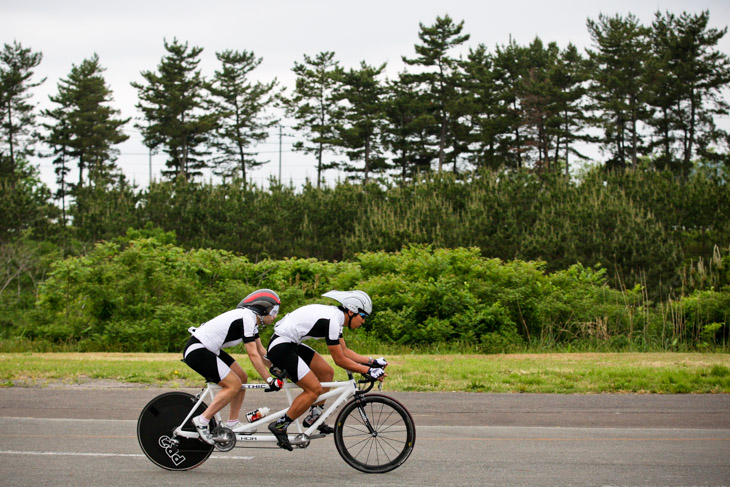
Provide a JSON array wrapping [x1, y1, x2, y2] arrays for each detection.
[[322, 290, 372, 315]]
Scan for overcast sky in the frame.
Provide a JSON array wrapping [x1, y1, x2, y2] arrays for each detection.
[[3, 0, 730, 190]]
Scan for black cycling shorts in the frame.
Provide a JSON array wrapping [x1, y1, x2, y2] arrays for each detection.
[[266, 336, 316, 382], [183, 336, 236, 383]]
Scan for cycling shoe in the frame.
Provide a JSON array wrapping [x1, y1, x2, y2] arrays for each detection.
[[268, 422, 293, 451]]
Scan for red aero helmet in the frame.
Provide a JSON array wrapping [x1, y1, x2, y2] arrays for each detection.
[[237, 289, 281, 316]]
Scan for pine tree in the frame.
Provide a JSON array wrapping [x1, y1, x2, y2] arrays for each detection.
[[646, 15, 681, 171], [649, 10, 730, 176], [587, 13, 652, 170], [518, 38, 562, 171], [402, 15, 470, 173], [209, 49, 279, 186], [492, 39, 529, 169], [382, 73, 434, 181], [132, 38, 215, 181], [0, 41, 44, 177], [550, 44, 593, 176], [286, 51, 342, 189], [0, 158, 56, 243], [42, 113, 71, 225], [44, 54, 129, 188], [461, 44, 511, 170], [336, 61, 389, 184]]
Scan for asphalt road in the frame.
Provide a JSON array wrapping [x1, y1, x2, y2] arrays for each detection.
[[1, 386, 729, 487]]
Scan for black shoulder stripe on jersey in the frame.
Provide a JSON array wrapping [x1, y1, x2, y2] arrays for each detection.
[[242, 334, 258, 344], [306, 317, 339, 345], [308, 318, 331, 338], [224, 318, 245, 343]]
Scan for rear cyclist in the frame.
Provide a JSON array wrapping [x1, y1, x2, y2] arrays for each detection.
[[183, 289, 284, 445], [266, 290, 388, 450]]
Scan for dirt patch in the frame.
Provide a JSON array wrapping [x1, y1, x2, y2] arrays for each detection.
[[25, 352, 180, 362], [7, 378, 187, 389]]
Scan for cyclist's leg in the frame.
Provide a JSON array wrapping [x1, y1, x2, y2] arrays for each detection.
[[306, 349, 333, 407], [183, 341, 241, 443], [287, 370, 323, 420], [186, 347, 241, 421], [267, 341, 322, 449], [224, 355, 247, 422], [291, 347, 335, 432], [202, 366, 242, 420], [269, 370, 320, 451], [299, 349, 336, 432], [187, 347, 241, 421], [267, 341, 322, 419]]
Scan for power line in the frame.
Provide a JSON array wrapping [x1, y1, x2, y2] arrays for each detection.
[[35, 159, 316, 168], [110, 148, 297, 157]]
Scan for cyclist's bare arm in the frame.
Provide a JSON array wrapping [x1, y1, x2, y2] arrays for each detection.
[[328, 340, 370, 375], [338, 337, 372, 365], [245, 339, 272, 380], [256, 339, 272, 368]]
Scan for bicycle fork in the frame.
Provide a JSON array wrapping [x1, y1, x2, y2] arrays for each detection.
[[354, 395, 378, 437]]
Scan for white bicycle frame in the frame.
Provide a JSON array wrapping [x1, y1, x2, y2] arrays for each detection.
[[172, 376, 358, 446]]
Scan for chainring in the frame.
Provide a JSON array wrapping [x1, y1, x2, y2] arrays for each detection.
[[212, 426, 236, 452]]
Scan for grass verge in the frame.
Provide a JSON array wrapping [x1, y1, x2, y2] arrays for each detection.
[[1, 352, 729, 393]]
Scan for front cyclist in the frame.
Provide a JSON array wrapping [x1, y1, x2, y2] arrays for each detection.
[[183, 289, 284, 445], [266, 290, 387, 451]]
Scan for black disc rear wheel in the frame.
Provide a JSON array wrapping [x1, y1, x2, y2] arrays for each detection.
[[137, 391, 214, 471], [334, 393, 416, 473]]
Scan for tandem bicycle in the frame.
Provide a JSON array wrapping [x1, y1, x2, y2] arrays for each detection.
[[137, 370, 416, 473]]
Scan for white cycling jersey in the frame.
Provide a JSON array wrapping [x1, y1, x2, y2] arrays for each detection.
[[189, 307, 260, 354], [271, 304, 344, 346]]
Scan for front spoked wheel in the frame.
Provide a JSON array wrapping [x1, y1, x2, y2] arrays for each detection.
[[334, 393, 416, 473]]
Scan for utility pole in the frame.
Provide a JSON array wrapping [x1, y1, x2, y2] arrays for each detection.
[[147, 120, 153, 186], [278, 124, 283, 184]]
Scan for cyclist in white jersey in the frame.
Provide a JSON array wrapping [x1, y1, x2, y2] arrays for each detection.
[[183, 289, 284, 445], [266, 290, 388, 450]]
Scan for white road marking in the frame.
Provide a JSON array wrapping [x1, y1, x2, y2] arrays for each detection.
[[0, 450, 254, 460]]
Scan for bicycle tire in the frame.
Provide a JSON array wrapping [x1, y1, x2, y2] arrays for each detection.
[[334, 393, 416, 473], [137, 391, 214, 471]]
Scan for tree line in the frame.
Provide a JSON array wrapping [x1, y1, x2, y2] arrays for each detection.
[[2, 11, 729, 201], [3, 166, 729, 296]]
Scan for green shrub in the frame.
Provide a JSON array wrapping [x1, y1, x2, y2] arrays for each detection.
[[23, 236, 730, 352]]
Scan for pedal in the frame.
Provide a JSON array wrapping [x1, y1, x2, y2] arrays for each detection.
[[290, 434, 311, 448], [315, 423, 335, 435]]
